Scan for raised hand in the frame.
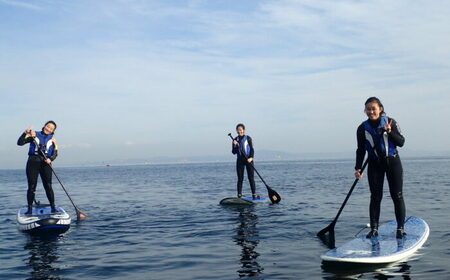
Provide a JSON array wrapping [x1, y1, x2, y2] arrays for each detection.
[[25, 126, 33, 136], [384, 119, 393, 133]]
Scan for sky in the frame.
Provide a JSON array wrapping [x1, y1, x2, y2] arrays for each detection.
[[1, 0, 449, 168]]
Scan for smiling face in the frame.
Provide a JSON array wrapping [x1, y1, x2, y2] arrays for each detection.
[[236, 126, 245, 137], [43, 123, 56, 134], [365, 101, 383, 120]]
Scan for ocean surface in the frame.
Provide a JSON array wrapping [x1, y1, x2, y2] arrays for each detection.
[[0, 158, 449, 280]]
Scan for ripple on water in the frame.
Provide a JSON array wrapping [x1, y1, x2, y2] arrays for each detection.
[[0, 159, 449, 279]]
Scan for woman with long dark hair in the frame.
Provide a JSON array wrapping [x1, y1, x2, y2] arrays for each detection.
[[232, 123, 258, 199], [354, 97, 407, 238]]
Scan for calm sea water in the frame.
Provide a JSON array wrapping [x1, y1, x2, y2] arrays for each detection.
[[0, 158, 449, 279]]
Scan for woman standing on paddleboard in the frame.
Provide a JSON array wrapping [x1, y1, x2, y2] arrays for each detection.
[[17, 121, 58, 214], [232, 123, 258, 199], [354, 97, 406, 239]]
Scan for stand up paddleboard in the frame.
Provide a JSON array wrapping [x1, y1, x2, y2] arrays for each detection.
[[17, 204, 71, 235], [220, 196, 270, 205], [321, 216, 429, 264]]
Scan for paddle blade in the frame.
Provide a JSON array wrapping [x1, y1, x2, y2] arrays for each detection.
[[317, 222, 336, 248], [318, 228, 336, 249], [76, 209, 88, 220], [317, 220, 336, 236], [267, 186, 281, 204]]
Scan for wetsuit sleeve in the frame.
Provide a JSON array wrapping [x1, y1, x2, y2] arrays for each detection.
[[232, 137, 239, 155], [17, 133, 33, 146], [49, 148, 58, 161], [355, 124, 366, 170], [247, 136, 255, 158], [388, 118, 405, 147]]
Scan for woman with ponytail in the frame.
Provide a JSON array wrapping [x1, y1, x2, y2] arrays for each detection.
[[354, 98, 407, 239]]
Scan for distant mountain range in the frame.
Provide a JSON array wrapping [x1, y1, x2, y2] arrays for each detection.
[[79, 149, 450, 167]]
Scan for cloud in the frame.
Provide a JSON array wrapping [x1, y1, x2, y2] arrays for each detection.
[[125, 141, 134, 146], [1, 0, 450, 168], [60, 143, 92, 149], [0, 0, 42, 10]]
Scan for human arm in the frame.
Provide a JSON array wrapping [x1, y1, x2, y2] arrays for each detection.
[[45, 138, 58, 163], [386, 118, 405, 147], [232, 138, 239, 155], [17, 127, 35, 146], [354, 124, 366, 177], [247, 136, 255, 162]]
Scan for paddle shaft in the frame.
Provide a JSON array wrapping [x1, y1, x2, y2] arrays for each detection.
[[229, 133, 281, 203], [32, 137, 86, 219], [48, 164, 79, 211], [329, 158, 369, 226], [228, 134, 269, 186]]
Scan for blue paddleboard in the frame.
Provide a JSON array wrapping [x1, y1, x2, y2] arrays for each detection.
[[17, 204, 71, 235]]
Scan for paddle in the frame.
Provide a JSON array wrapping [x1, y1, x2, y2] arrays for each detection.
[[317, 157, 369, 248], [228, 133, 281, 204], [32, 137, 87, 221]]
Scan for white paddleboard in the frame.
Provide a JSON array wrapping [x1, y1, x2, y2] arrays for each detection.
[[321, 216, 429, 264]]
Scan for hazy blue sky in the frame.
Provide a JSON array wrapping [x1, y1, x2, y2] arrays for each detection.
[[1, 0, 449, 168]]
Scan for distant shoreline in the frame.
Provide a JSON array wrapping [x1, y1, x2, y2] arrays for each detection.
[[1, 155, 449, 171]]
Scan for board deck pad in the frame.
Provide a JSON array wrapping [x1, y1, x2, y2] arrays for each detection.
[[321, 216, 429, 264], [242, 196, 269, 203], [18, 205, 65, 217]]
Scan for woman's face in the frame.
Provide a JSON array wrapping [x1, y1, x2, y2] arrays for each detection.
[[43, 123, 56, 134], [236, 126, 245, 136], [365, 102, 382, 120]]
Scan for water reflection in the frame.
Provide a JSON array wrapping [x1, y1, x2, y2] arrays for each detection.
[[24, 235, 62, 280], [233, 207, 263, 278], [322, 261, 411, 279]]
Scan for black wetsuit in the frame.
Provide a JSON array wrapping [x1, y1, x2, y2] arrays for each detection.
[[355, 118, 406, 230], [17, 133, 58, 208], [232, 135, 256, 196]]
